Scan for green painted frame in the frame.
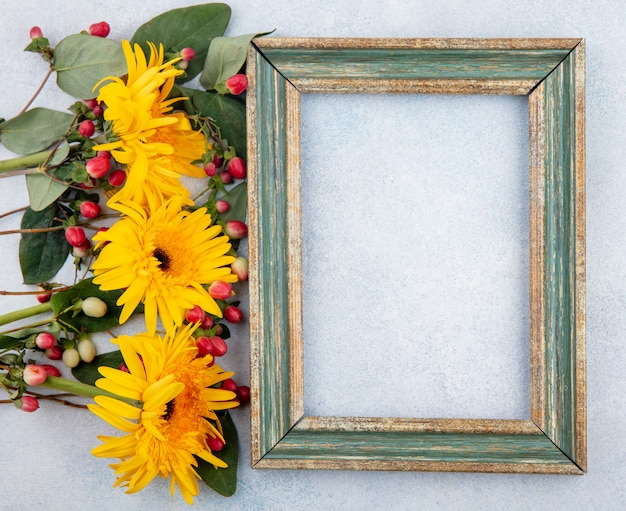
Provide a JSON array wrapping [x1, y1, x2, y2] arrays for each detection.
[[247, 38, 586, 473]]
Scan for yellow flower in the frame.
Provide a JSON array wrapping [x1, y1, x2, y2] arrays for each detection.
[[88, 324, 239, 504], [94, 40, 207, 205], [92, 195, 237, 333]]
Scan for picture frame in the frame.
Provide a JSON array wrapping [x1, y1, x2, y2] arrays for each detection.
[[246, 38, 586, 474]]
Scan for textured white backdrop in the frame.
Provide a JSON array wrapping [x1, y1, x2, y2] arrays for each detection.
[[0, 0, 624, 509]]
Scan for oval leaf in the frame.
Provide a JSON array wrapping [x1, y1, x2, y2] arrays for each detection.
[[219, 182, 247, 222], [72, 350, 124, 386], [196, 411, 238, 496], [51, 277, 124, 332], [26, 142, 71, 211], [131, 3, 231, 82], [26, 174, 69, 211], [0, 108, 73, 154], [19, 205, 69, 284], [183, 88, 246, 159], [54, 34, 126, 99], [200, 32, 270, 90]]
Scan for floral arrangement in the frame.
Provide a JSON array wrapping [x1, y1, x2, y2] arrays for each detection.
[[0, 3, 260, 504]]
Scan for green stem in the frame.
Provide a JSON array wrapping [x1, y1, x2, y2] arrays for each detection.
[[40, 376, 140, 407], [0, 318, 54, 336], [0, 302, 53, 327], [0, 150, 51, 174]]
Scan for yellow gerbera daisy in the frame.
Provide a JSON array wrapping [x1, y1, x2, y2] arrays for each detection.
[[94, 40, 207, 205], [92, 195, 237, 333], [88, 323, 239, 504]]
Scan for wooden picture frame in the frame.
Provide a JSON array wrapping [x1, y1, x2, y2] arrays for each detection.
[[247, 38, 586, 474]]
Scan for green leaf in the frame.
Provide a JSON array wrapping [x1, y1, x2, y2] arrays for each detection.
[[0, 108, 73, 154], [0, 336, 26, 351], [200, 32, 271, 90], [182, 88, 246, 159], [218, 182, 247, 223], [197, 411, 238, 496], [131, 3, 231, 83], [53, 34, 126, 99], [25, 175, 68, 211], [25, 142, 71, 211], [72, 350, 123, 386], [19, 205, 69, 284], [51, 277, 124, 332]]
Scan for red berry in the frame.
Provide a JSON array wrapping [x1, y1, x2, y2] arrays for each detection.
[[40, 364, 61, 377], [200, 315, 214, 330], [225, 74, 248, 95], [89, 21, 110, 38], [185, 305, 205, 324], [78, 119, 95, 137], [45, 345, 63, 361], [83, 99, 98, 109], [79, 200, 100, 218], [18, 396, 39, 412], [222, 378, 237, 392], [208, 281, 232, 301], [180, 47, 195, 61], [65, 226, 87, 247], [212, 154, 223, 168], [196, 336, 227, 357], [73, 240, 91, 259], [207, 436, 225, 452], [29, 26, 43, 40], [92, 105, 104, 116], [35, 332, 56, 350], [220, 170, 233, 184], [204, 162, 217, 177], [236, 385, 251, 403], [224, 220, 247, 240], [210, 336, 228, 357], [215, 199, 230, 214], [85, 155, 111, 178], [107, 169, 126, 186], [196, 336, 213, 356], [36, 288, 52, 303], [224, 305, 243, 324], [227, 157, 246, 179]]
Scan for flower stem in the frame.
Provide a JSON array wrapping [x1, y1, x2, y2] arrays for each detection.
[[40, 376, 140, 406], [0, 302, 52, 327], [18, 67, 53, 116], [0, 226, 65, 235], [0, 150, 52, 174], [0, 285, 71, 296], [0, 206, 28, 220]]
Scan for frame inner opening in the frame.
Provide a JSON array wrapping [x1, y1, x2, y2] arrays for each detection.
[[300, 93, 530, 419]]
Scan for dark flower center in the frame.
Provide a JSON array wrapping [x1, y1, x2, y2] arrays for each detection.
[[163, 400, 175, 421], [153, 248, 171, 271]]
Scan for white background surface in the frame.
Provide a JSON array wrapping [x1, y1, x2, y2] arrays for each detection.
[[0, 0, 624, 509]]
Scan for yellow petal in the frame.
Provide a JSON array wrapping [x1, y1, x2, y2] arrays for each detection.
[[87, 404, 139, 433], [94, 395, 141, 420]]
